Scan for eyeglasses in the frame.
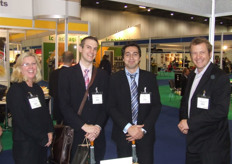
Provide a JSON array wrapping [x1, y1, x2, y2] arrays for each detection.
[[22, 63, 37, 67]]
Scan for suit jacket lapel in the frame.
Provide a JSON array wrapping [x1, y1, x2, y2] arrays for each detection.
[[193, 63, 214, 97], [120, 70, 131, 98], [138, 69, 145, 92], [75, 64, 86, 88]]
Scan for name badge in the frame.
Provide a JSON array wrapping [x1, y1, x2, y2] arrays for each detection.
[[92, 87, 103, 104], [197, 97, 209, 110], [92, 94, 103, 104], [29, 97, 41, 109], [139, 87, 151, 104], [140, 93, 151, 104]]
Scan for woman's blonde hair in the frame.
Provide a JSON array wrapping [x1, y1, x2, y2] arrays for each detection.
[[11, 52, 42, 83]]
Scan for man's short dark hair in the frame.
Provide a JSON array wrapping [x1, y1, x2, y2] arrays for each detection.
[[190, 37, 212, 54], [121, 42, 141, 59], [80, 36, 99, 48], [62, 51, 74, 63]]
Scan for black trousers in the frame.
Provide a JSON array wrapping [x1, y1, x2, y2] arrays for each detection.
[[186, 149, 230, 164], [13, 140, 48, 164]]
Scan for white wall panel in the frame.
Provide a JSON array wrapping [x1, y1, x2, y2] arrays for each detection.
[[81, 7, 228, 40]]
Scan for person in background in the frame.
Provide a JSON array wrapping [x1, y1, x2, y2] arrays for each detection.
[[58, 36, 109, 163], [178, 38, 231, 164], [99, 55, 112, 75], [49, 51, 74, 124], [108, 43, 161, 164], [180, 67, 190, 96], [7, 52, 53, 164]]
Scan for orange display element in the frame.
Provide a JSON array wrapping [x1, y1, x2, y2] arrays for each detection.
[[95, 47, 109, 67]]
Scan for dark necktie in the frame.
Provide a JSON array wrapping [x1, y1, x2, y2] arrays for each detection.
[[129, 73, 138, 125]]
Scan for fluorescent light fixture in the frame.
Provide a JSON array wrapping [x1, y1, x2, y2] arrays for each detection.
[[139, 6, 146, 9]]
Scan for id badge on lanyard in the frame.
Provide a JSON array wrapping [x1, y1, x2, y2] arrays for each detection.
[[140, 87, 151, 104], [197, 90, 210, 110], [28, 92, 41, 109], [92, 87, 103, 104]]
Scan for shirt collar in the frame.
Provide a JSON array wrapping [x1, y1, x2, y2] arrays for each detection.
[[79, 60, 93, 73], [125, 68, 139, 76], [194, 61, 211, 77]]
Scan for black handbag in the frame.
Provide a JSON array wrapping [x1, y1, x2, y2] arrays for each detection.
[[50, 125, 74, 164], [71, 138, 90, 164]]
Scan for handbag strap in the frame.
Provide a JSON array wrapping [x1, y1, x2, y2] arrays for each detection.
[[77, 67, 98, 115]]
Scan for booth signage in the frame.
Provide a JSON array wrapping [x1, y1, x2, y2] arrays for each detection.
[[0, 0, 8, 7], [0, 0, 32, 19], [47, 35, 77, 43]]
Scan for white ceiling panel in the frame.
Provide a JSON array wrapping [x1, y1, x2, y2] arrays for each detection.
[[111, 0, 232, 17], [215, 0, 232, 17]]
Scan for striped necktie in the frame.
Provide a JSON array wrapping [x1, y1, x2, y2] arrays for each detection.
[[129, 73, 138, 125], [84, 69, 89, 89]]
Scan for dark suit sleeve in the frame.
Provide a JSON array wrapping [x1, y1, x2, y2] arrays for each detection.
[[187, 73, 230, 132], [37, 85, 54, 133], [142, 74, 162, 133], [58, 68, 85, 131]]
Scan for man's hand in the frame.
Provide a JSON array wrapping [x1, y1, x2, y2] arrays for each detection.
[[45, 132, 53, 147], [126, 124, 144, 141], [82, 124, 101, 141], [178, 119, 189, 134]]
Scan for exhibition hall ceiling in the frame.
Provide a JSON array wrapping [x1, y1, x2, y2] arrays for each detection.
[[81, 0, 232, 26]]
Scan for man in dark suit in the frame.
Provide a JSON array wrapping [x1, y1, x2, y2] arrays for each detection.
[[178, 38, 231, 164], [58, 36, 109, 164], [108, 43, 161, 164], [49, 51, 74, 124]]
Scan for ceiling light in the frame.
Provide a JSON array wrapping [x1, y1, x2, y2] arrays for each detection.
[[124, 5, 127, 8], [139, 6, 146, 9], [223, 45, 228, 50], [170, 13, 174, 16], [191, 17, 194, 19], [147, 8, 151, 12], [204, 18, 208, 21], [96, 1, 99, 4]]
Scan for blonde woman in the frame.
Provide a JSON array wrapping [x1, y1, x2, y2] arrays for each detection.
[[7, 52, 53, 164]]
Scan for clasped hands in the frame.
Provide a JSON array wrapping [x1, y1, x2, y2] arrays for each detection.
[[178, 119, 189, 134], [82, 124, 101, 141], [126, 124, 144, 141]]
